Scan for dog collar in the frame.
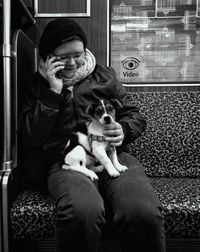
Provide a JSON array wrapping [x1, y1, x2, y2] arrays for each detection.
[[88, 134, 106, 143]]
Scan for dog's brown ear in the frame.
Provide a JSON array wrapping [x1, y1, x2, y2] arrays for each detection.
[[110, 99, 123, 109], [85, 103, 94, 116], [85, 104, 91, 115]]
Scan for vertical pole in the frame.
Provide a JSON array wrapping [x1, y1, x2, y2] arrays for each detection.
[[2, 0, 12, 171], [2, 1, 12, 252], [2, 172, 10, 252], [107, 0, 110, 66]]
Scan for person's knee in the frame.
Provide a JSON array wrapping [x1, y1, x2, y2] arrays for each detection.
[[133, 205, 164, 233], [114, 201, 164, 234], [57, 192, 105, 228]]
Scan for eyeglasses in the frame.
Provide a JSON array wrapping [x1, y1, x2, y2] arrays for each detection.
[[52, 51, 85, 61]]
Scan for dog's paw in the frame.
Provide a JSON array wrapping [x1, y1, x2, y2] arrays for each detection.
[[62, 164, 69, 170], [87, 170, 99, 181], [115, 164, 128, 173], [107, 168, 120, 178]]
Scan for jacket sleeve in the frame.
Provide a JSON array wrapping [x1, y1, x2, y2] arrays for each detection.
[[19, 74, 64, 148], [111, 68, 146, 143]]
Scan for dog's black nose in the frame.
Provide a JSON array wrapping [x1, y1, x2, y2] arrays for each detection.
[[104, 116, 112, 124]]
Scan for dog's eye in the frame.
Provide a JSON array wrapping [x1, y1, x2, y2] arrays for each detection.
[[95, 108, 103, 116], [106, 105, 114, 112]]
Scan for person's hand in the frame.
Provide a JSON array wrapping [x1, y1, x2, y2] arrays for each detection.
[[45, 55, 65, 94], [103, 121, 124, 146]]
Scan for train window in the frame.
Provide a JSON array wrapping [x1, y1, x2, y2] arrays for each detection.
[[110, 0, 200, 86], [34, 0, 91, 17]]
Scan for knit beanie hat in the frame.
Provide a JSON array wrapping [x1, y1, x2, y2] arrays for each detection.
[[39, 18, 87, 61]]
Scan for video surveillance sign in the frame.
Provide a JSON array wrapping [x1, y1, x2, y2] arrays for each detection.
[[120, 55, 143, 82]]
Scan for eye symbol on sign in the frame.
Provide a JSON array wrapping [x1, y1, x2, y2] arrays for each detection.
[[121, 57, 140, 70]]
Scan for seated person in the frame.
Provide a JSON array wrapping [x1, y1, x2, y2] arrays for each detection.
[[19, 18, 166, 252]]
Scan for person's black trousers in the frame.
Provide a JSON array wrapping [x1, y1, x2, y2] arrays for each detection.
[[48, 152, 166, 252]]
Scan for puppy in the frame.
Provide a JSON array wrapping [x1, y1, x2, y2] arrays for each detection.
[[86, 99, 128, 177], [62, 99, 128, 180], [62, 130, 104, 181]]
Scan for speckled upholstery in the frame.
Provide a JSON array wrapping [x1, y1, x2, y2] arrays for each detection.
[[128, 91, 200, 177], [10, 177, 200, 239], [150, 177, 200, 238], [10, 91, 200, 241], [10, 190, 56, 239]]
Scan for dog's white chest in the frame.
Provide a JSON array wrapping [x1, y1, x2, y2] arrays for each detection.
[[87, 121, 103, 136]]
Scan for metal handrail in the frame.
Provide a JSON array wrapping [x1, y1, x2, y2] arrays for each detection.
[[2, 0, 12, 251], [2, 0, 12, 171]]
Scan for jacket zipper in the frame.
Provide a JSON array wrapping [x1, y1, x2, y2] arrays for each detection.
[[71, 86, 79, 125]]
